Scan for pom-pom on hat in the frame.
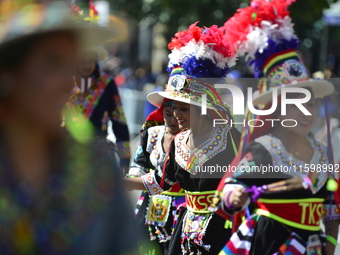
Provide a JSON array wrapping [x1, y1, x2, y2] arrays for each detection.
[[221, 0, 334, 105], [147, 22, 237, 121]]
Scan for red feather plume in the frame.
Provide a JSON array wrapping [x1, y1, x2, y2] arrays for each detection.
[[168, 22, 203, 50], [222, 0, 295, 55]]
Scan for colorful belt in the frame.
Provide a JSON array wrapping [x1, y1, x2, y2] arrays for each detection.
[[256, 198, 325, 231], [162, 191, 185, 196], [185, 190, 215, 213], [162, 182, 185, 196]]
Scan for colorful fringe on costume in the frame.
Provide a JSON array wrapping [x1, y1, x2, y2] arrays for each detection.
[[219, 214, 326, 255]]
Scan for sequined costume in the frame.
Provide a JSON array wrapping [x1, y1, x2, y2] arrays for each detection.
[[219, 133, 339, 255], [142, 22, 240, 255], [216, 1, 338, 253], [140, 125, 239, 255], [129, 125, 185, 254], [68, 73, 130, 166]]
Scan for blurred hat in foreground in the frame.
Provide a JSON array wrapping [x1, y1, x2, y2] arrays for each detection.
[[81, 46, 108, 62], [0, 0, 125, 51]]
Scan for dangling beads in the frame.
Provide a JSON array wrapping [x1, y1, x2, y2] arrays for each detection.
[[155, 226, 167, 243], [181, 234, 187, 254], [187, 241, 193, 255], [163, 227, 172, 241], [171, 227, 175, 236], [202, 244, 211, 251], [148, 225, 156, 241]]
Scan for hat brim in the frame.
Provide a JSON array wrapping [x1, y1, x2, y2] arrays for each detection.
[[147, 91, 214, 110], [253, 79, 335, 105], [83, 47, 108, 62], [0, 24, 122, 54], [0, 1, 128, 53]]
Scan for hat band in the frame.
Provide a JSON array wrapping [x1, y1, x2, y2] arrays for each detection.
[[170, 66, 185, 76], [263, 49, 299, 77]]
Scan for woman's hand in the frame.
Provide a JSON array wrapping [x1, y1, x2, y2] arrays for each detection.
[[225, 187, 249, 209], [325, 219, 339, 255]]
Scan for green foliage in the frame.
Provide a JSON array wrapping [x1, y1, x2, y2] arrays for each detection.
[[109, 0, 242, 38], [108, 0, 339, 42], [94, 0, 340, 73]]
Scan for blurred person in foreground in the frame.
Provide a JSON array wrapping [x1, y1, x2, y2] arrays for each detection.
[[0, 2, 139, 254]]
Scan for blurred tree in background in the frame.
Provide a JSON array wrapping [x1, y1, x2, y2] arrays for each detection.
[[77, 0, 340, 75], [113, 0, 340, 74], [109, 0, 336, 42]]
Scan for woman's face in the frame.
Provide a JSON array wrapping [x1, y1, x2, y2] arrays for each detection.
[[76, 51, 96, 78], [163, 105, 180, 134], [1, 33, 76, 132], [173, 101, 202, 130], [278, 94, 317, 136], [173, 101, 190, 130]]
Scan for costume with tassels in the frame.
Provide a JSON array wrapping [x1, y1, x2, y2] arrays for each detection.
[[127, 99, 185, 254], [145, 23, 240, 255], [209, 1, 339, 254]]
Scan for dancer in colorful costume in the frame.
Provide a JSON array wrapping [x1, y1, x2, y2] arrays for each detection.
[[212, 1, 340, 254], [144, 22, 240, 255], [66, 2, 130, 173], [126, 98, 185, 255]]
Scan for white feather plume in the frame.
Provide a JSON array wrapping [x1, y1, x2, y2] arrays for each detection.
[[168, 39, 236, 69]]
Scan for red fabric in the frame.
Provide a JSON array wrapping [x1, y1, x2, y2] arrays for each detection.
[[145, 98, 173, 122], [145, 108, 164, 122], [232, 211, 246, 233], [257, 200, 323, 227], [185, 192, 215, 212], [168, 183, 182, 193]]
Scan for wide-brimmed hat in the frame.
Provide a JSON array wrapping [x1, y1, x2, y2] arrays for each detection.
[[252, 49, 334, 105], [222, 0, 334, 106], [0, 1, 124, 52], [81, 47, 108, 62], [147, 23, 237, 120], [147, 67, 219, 110]]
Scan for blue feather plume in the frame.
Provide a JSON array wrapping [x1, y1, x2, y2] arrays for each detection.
[[249, 38, 300, 78], [167, 56, 230, 78]]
